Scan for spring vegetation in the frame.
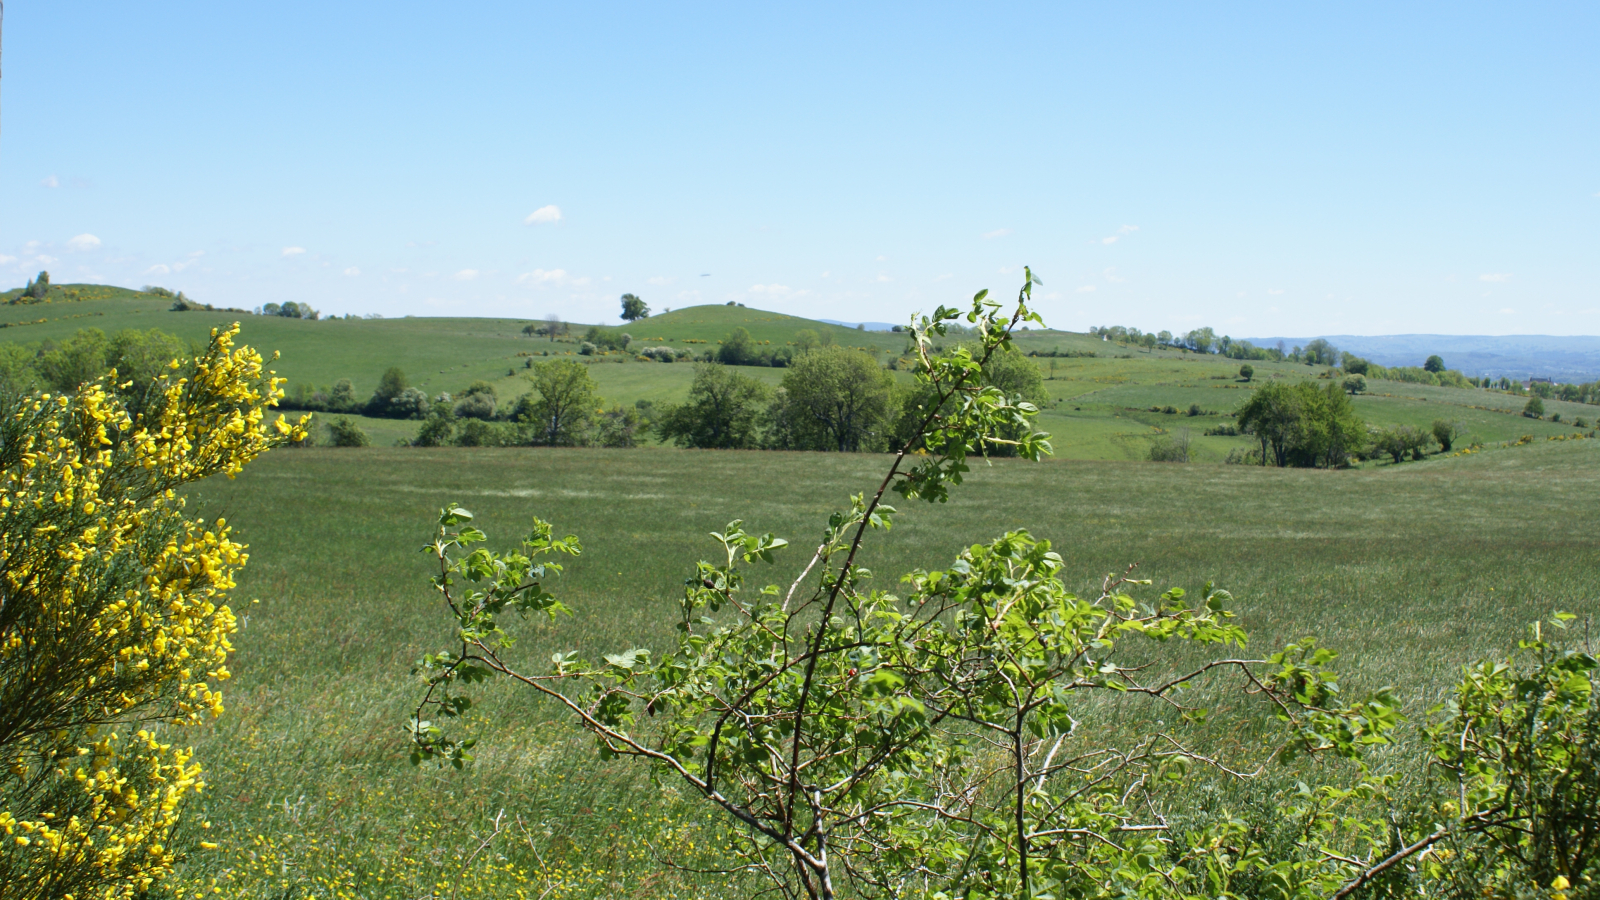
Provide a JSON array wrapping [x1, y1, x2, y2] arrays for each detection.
[[0, 271, 1597, 898]]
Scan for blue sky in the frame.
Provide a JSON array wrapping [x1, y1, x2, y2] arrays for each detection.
[[2, 2, 1596, 335]]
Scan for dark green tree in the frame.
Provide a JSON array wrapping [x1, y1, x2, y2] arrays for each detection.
[[1424, 355, 1446, 373], [717, 327, 758, 366], [620, 293, 649, 321], [1431, 419, 1460, 452], [522, 359, 597, 446], [769, 346, 897, 452], [656, 363, 771, 449], [1239, 363, 1254, 382], [1523, 396, 1545, 419]]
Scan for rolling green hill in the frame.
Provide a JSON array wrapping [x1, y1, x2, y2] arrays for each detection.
[[3, 283, 1594, 462]]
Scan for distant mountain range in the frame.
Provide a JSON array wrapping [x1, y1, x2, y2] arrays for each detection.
[[818, 318, 899, 332], [1243, 334, 1600, 382]]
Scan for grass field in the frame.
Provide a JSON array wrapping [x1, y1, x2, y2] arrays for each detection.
[[151, 435, 1600, 898]]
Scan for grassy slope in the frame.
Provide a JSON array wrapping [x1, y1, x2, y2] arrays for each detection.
[[164, 437, 1600, 898], [7, 285, 1595, 459]]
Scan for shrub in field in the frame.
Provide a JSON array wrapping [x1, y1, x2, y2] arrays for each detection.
[[593, 405, 645, 448], [1148, 428, 1192, 462], [1239, 363, 1254, 381], [1431, 418, 1461, 452], [411, 413, 454, 447], [1343, 373, 1367, 395], [327, 416, 371, 447], [452, 418, 507, 447], [578, 341, 597, 356], [453, 391, 497, 421], [0, 326, 302, 899], [1371, 423, 1432, 463], [1523, 396, 1545, 419]]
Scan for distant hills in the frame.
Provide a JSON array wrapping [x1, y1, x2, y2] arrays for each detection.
[[1244, 334, 1600, 382]]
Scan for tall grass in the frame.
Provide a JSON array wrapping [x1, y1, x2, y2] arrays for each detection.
[[157, 439, 1600, 898]]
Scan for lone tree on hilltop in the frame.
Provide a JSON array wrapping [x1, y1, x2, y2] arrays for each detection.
[[1424, 354, 1446, 373], [620, 293, 649, 321]]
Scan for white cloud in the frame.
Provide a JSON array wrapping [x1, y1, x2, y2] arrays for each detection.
[[1267, 288, 1284, 295], [647, 275, 672, 286], [516, 268, 587, 286], [875, 274, 892, 283], [41, 175, 59, 188], [145, 264, 171, 275], [875, 255, 888, 262], [1076, 285, 1097, 293], [343, 267, 361, 276], [1479, 273, 1512, 282], [188, 250, 205, 258], [454, 269, 479, 281], [34, 255, 57, 265], [935, 273, 954, 281], [982, 228, 1012, 240], [1500, 307, 1516, 314], [1103, 267, 1125, 283], [67, 233, 101, 251], [282, 246, 306, 257], [524, 205, 562, 224], [1100, 225, 1140, 245], [0, 255, 14, 265]]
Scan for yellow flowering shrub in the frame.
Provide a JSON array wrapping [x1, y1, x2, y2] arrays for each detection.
[[0, 324, 306, 899]]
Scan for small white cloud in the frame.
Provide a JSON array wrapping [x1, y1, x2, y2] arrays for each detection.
[[67, 233, 101, 251], [343, 266, 361, 276], [1267, 288, 1284, 295], [1076, 285, 1097, 293], [647, 275, 672, 286], [188, 250, 205, 258], [1103, 267, 1125, 283], [875, 274, 892, 283], [524, 205, 562, 224], [749, 284, 808, 298], [1499, 307, 1515, 314], [935, 273, 954, 281], [0, 255, 15, 264], [34, 255, 57, 265], [875, 255, 888, 262], [1479, 273, 1512, 282], [454, 269, 478, 281], [517, 268, 569, 285], [982, 228, 1012, 240], [41, 176, 59, 188], [998, 266, 1016, 274], [1099, 225, 1139, 245], [145, 264, 171, 275], [282, 246, 306, 257]]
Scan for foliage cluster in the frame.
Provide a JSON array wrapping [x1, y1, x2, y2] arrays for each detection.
[[0, 325, 303, 898]]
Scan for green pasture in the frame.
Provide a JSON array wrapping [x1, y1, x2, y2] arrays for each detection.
[[161, 437, 1600, 898]]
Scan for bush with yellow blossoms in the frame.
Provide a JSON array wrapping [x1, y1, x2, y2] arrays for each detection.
[[0, 324, 305, 899]]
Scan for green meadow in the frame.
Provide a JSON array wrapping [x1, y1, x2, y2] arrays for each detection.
[[155, 436, 1600, 898], [9, 285, 1600, 897]]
